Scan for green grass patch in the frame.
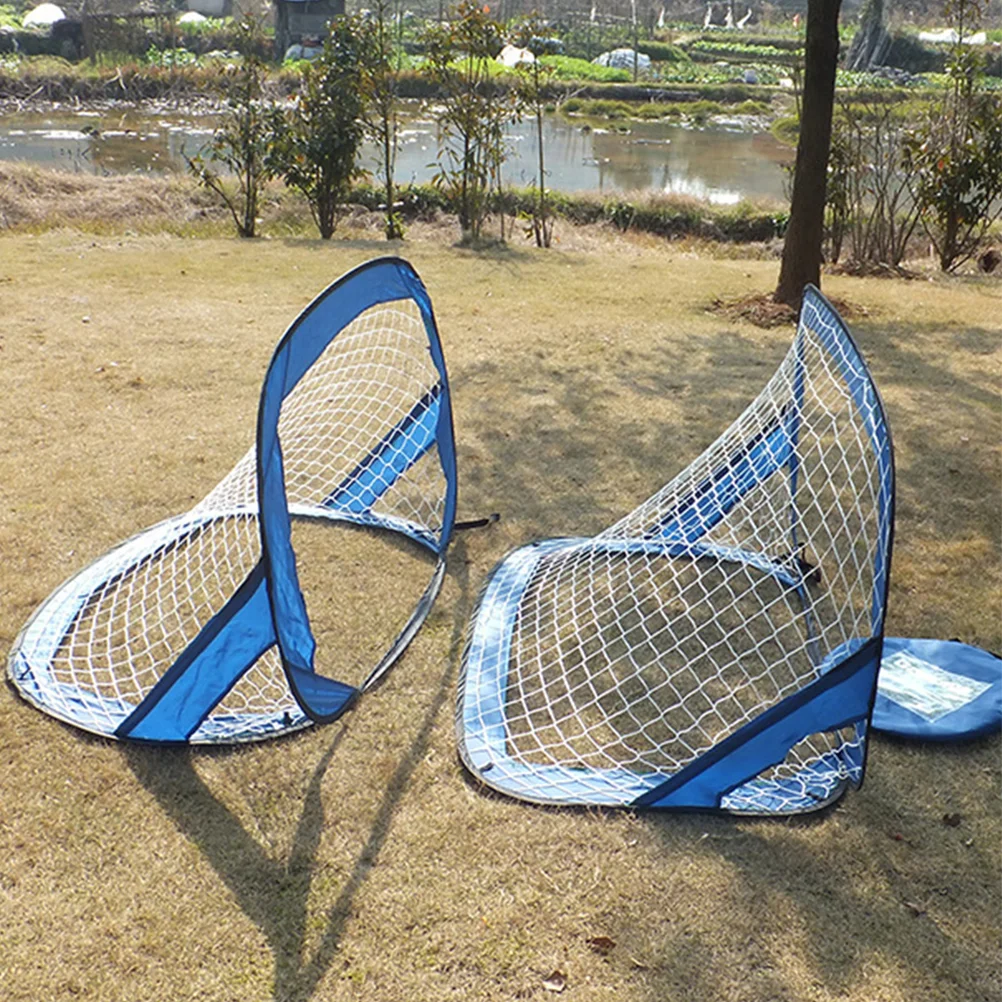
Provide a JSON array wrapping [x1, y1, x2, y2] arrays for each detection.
[[559, 95, 757, 123], [540, 54, 630, 83], [771, 114, 799, 146]]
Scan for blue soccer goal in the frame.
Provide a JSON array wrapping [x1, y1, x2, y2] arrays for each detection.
[[9, 258, 457, 743], [457, 286, 894, 814]]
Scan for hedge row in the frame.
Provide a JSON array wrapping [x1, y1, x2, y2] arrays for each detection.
[[349, 181, 786, 243]]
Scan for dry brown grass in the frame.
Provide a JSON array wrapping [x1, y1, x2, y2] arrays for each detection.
[[0, 225, 999, 1002]]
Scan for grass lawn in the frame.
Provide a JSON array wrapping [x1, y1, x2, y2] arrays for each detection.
[[0, 225, 999, 1002]]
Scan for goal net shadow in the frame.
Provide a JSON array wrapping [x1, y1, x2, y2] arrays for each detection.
[[8, 257, 457, 744], [457, 286, 894, 815]]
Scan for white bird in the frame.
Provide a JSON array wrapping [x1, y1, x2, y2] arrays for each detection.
[[703, 3, 713, 30], [724, 6, 734, 29], [737, 7, 753, 29]]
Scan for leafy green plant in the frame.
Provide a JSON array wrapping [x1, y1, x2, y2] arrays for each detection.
[[144, 45, 199, 69], [186, 16, 279, 238], [421, 1, 518, 241], [903, 0, 1002, 271], [635, 41, 690, 63], [359, 0, 405, 240], [268, 17, 367, 240], [906, 97, 1002, 271], [538, 55, 629, 83], [688, 40, 800, 61], [511, 14, 557, 248], [831, 98, 922, 268]]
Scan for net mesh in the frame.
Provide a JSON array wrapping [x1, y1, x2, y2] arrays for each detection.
[[458, 292, 892, 813], [11, 297, 450, 743]]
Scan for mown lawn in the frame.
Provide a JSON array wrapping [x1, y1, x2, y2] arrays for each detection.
[[0, 227, 998, 1002]]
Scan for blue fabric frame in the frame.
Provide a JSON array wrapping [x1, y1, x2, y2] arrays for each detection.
[[457, 286, 896, 811], [13, 258, 457, 743]]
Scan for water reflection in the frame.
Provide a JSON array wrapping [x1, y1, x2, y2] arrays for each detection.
[[0, 103, 790, 202]]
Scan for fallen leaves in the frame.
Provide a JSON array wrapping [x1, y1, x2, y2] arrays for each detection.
[[585, 935, 616, 956], [542, 970, 567, 993]]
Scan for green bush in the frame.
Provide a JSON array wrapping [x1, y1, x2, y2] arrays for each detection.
[[563, 97, 633, 117], [634, 102, 683, 119], [771, 115, 799, 145], [689, 99, 724, 116], [733, 99, 772, 115], [635, 41, 690, 63], [687, 39, 801, 62], [884, 31, 946, 74], [714, 32, 805, 52]]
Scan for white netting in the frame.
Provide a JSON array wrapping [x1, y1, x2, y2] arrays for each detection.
[[458, 293, 892, 814], [10, 296, 450, 742]]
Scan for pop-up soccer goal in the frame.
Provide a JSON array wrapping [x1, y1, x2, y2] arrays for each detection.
[[8, 257, 457, 744], [457, 286, 894, 815]]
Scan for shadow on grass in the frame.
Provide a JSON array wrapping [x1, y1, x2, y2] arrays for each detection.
[[631, 738, 1000, 1001], [452, 324, 781, 537], [124, 537, 472, 1002], [858, 321, 1001, 546]]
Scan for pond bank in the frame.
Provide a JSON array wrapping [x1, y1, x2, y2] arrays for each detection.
[[0, 160, 787, 244], [0, 56, 782, 106]]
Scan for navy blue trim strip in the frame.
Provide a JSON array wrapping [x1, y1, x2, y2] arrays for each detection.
[[632, 635, 881, 807], [650, 404, 793, 544], [322, 385, 440, 514]]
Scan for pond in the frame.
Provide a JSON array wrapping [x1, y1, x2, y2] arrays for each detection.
[[0, 102, 792, 204]]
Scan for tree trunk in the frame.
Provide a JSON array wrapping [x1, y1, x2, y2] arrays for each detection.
[[845, 0, 888, 71], [774, 0, 843, 308]]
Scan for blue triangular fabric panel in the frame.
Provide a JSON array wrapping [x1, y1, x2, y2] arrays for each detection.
[[118, 562, 277, 742], [633, 637, 881, 809]]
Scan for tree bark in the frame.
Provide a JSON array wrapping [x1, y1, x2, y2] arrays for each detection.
[[774, 0, 843, 308], [844, 0, 888, 71]]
